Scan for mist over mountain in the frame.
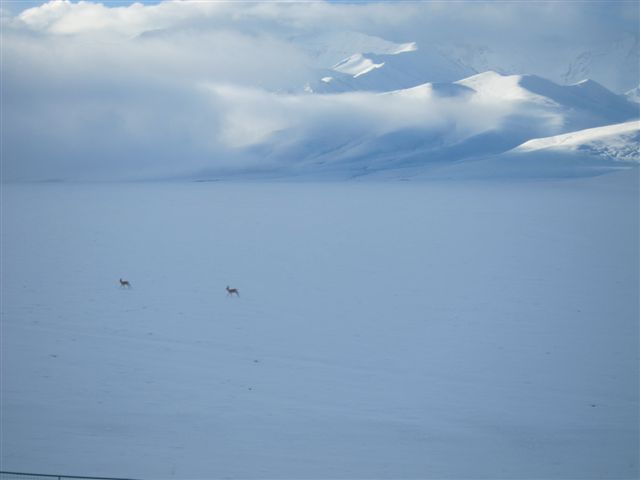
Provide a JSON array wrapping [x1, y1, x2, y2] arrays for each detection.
[[195, 71, 637, 180], [1, 1, 638, 181]]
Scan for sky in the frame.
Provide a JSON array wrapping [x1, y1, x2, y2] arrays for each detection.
[[1, 0, 638, 181], [1, 0, 161, 14]]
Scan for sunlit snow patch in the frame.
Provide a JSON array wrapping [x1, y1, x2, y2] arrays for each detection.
[[333, 53, 385, 78], [513, 120, 640, 162]]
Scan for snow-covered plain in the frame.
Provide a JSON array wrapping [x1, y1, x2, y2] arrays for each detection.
[[1, 172, 638, 479]]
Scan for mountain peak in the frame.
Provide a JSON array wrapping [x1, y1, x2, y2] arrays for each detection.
[[456, 71, 547, 102]]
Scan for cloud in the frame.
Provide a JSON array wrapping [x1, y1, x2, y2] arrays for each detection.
[[1, 1, 637, 180]]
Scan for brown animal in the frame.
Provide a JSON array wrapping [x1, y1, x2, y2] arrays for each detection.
[[226, 285, 239, 296], [119, 278, 131, 288]]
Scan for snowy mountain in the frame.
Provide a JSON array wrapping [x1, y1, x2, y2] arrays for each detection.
[[306, 47, 474, 93], [302, 32, 639, 96], [297, 31, 418, 68], [456, 72, 638, 131], [560, 36, 639, 93], [209, 71, 638, 180], [406, 120, 640, 180], [437, 36, 639, 95]]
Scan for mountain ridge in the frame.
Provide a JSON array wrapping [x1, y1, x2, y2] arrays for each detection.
[[223, 70, 638, 180]]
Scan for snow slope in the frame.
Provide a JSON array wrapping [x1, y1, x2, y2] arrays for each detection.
[[514, 120, 640, 162], [388, 82, 475, 100], [384, 121, 639, 181], [456, 72, 638, 130], [1, 174, 638, 478]]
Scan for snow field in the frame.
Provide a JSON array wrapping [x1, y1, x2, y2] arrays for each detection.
[[1, 174, 638, 478]]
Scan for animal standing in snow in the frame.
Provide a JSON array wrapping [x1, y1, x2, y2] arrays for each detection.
[[226, 286, 239, 296], [119, 278, 131, 288]]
